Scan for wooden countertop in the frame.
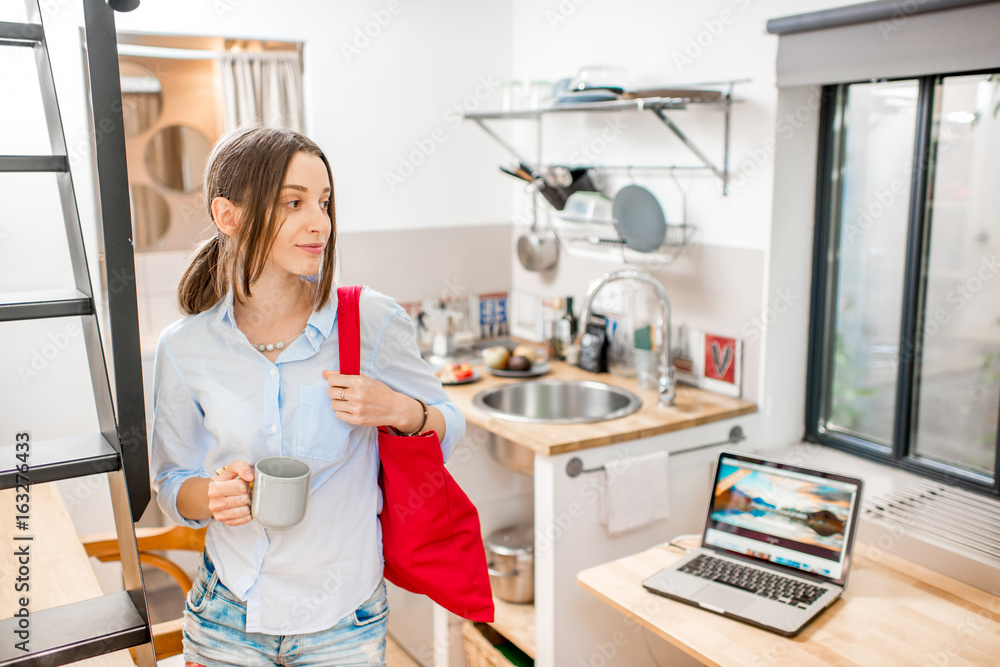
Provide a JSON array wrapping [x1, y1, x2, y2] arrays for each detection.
[[577, 540, 1000, 666], [0, 484, 134, 666], [441, 361, 756, 456]]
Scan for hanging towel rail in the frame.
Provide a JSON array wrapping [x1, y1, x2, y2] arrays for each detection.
[[565, 426, 745, 478]]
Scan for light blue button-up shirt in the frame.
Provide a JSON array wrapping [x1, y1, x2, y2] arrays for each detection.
[[150, 285, 465, 634]]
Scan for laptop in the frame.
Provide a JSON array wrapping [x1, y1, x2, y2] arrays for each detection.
[[642, 451, 864, 636]]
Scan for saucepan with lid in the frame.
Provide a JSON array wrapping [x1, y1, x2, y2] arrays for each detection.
[[485, 524, 534, 603]]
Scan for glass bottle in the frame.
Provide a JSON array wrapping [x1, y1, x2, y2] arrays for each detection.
[[556, 296, 578, 362], [562, 296, 578, 340], [548, 297, 563, 360]]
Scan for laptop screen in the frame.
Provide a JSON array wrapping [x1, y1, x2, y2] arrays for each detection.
[[703, 453, 863, 585]]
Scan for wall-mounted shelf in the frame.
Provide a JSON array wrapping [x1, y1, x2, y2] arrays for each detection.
[[464, 79, 746, 195]]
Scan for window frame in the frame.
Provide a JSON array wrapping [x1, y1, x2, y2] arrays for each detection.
[[806, 70, 1000, 498]]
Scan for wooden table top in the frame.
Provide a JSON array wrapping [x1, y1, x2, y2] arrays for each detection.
[[577, 540, 1000, 666], [0, 484, 134, 666], [441, 361, 756, 456]]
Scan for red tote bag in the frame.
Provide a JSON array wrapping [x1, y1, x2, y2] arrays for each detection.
[[337, 286, 494, 622]]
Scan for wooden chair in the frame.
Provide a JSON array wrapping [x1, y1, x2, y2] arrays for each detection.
[[81, 525, 207, 663]]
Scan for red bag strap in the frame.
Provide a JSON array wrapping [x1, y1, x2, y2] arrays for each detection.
[[337, 285, 363, 376]]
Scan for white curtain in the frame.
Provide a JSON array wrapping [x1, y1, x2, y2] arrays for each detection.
[[220, 52, 304, 132]]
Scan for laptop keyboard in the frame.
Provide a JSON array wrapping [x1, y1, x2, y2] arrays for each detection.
[[679, 554, 824, 607]]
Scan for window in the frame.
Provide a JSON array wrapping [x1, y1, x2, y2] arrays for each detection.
[[808, 71, 1000, 495]]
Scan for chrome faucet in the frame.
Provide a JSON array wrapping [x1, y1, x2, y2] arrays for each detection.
[[577, 268, 676, 406]]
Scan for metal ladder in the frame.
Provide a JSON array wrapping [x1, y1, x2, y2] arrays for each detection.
[[0, 0, 155, 665]]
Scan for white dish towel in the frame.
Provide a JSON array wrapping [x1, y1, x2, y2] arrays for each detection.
[[599, 451, 670, 537]]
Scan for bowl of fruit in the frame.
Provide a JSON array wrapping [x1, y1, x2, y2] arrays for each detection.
[[482, 344, 550, 378], [437, 362, 479, 385]]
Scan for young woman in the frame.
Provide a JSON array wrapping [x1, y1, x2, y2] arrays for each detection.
[[150, 126, 465, 666]]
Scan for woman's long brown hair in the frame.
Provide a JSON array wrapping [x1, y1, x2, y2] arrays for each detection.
[[177, 126, 336, 315]]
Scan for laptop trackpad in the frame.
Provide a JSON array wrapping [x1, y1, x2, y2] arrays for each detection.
[[691, 585, 755, 614]]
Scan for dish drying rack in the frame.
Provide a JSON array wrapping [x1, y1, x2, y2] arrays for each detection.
[[550, 172, 693, 266]]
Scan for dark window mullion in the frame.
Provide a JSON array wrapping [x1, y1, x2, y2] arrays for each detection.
[[806, 85, 843, 438], [995, 382, 1000, 493], [893, 75, 937, 463]]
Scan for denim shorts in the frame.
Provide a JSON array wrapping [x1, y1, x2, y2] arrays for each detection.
[[182, 552, 387, 667]]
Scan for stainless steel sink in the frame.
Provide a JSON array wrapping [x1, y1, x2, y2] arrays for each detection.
[[472, 379, 642, 425], [473, 379, 642, 475]]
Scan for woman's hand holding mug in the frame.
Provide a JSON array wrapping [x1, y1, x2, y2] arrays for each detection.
[[209, 460, 255, 526]]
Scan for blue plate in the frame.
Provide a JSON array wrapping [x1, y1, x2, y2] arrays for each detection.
[[553, 92, 619, 105]]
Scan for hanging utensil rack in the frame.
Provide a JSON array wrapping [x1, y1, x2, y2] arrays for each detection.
[[551, 171, 693, 266], [465, 79, 745, 266]]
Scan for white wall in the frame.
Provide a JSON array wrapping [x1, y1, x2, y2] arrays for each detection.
[[506, 0, 844, 413], [758, 84, 822, 455], [509, 0, 844, 252], [114, 0, 514, 233]]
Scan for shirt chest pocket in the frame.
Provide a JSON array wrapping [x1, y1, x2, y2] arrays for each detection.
[[296, 385, 354, 464]]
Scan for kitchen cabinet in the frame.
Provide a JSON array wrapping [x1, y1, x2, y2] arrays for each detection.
[[396, 362, 757, 666]]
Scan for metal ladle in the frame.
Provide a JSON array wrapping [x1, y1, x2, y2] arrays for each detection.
[[517, 222, 559, 272], [516, 181, 559, 272]]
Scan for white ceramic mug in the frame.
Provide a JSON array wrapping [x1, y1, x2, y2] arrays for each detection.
[[250, 457, 310, 530]]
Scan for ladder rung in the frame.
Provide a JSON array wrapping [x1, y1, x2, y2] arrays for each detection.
[[0, 21, 42, 45], [0, 591, 149, 666], [0, 434, 119, 489], [0, 289, 93, 321], [0, 156, 68, 172]]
